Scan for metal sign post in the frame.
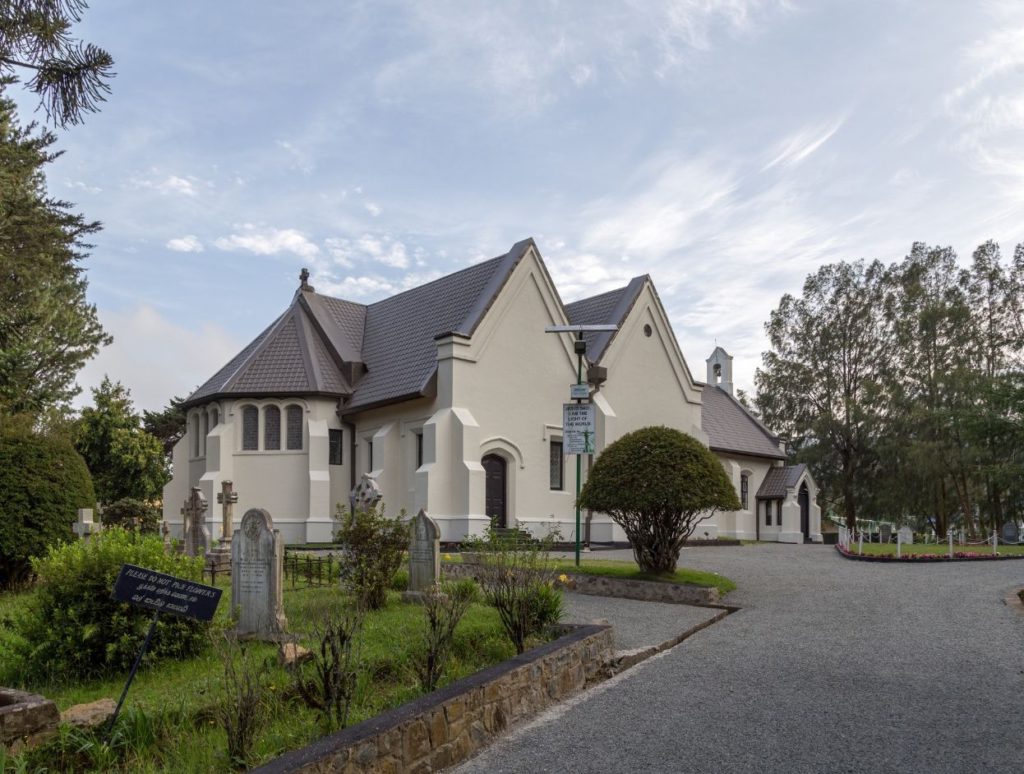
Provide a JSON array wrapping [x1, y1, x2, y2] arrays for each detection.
[[545, 324, 618, 566], [106, 564, 222, 738]]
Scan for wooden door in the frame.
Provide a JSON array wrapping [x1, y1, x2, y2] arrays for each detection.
[[482, 454, 507, 528]]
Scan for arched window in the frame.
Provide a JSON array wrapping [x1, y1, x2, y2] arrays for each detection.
[[740, 474, 749, 510], [210, 407, 219, 428], [242, 406, 258, 450], [286, 405, 303, 450], [191, 414, 200, 457], [200, 412, 208, 456], [265, 406, 281, 450]]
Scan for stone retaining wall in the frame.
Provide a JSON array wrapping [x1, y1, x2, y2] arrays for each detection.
[[0, 688, 59, 755], [252, 624, 613, 774]]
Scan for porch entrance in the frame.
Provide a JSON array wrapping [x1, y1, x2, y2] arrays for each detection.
[[799, 482, 810, 542]]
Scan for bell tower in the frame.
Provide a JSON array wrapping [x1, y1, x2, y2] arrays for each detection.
[[706, 346, 733, 396]]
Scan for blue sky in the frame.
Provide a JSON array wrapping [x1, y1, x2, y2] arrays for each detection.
[[18, 1, 1024, 410]]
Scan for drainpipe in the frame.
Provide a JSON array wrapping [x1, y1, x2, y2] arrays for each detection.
[[755, 499, 760, 541]]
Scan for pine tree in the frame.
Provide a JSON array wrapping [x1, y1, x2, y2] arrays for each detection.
[[0, 89, 109, 417]]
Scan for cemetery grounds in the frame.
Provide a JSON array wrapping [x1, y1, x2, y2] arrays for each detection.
[[0, 568, 519, 772]]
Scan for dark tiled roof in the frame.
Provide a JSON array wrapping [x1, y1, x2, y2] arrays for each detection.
[[700, 386, 786, 460], [756, 464, 808, 499], [184, 300, 351, 407], [184, 239, 534, 411], [565, 276, 647, 362]]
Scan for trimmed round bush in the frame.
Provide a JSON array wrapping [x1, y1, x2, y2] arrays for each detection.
[[101, 497, 161, 533], [0, 425, 95, 588], [16, 527, 208, 682], [578, 425, 741, 574]]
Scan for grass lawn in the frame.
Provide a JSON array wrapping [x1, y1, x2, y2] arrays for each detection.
[[550, 558, 736, 594], [850, 542, 1024, 557], [442, 555, 735, 595], [0, 578, 518, 773]]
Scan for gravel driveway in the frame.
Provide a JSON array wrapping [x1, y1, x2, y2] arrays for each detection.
[[454, 544, 1024, 774]]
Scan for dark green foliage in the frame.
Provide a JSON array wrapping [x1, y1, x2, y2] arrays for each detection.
[[0, 1, 114, 127], [0, 91, 109, 417], [463, 528, 563, 654], [756, 260, 889, 529], [74, 377, 168, 503], [333, 503, 410, 611], [15, 527, 208, 682], [578, 426, 741, 574], [142, 395, 188, 460], [101, 497, 160, 532], [415, 579, 480, 692], [0, 421, 94, 588], [757, 240, 1024, 537]]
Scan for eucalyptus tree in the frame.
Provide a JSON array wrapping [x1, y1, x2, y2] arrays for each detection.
[[756, 260, 890, 528]]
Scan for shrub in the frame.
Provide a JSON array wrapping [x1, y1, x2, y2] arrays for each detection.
[[415, 579, 480, 692], [16, 527, 208, 682], [213, 633, 271, 770], [0, 423, 95, 588], [101, 497, 161, 533], [464, 528, 562, 654], [578, 425, 741, 574], [333, 503, 410, 610], [293, 604, 363, 732]]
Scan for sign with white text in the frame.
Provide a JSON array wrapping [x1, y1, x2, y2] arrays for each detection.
[[570, 383, 590, 400], [563, 403, 596, 454], [111, 564, 222, 621]]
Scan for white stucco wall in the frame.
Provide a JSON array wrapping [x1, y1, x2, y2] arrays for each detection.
[[162, 397, 348, 544]]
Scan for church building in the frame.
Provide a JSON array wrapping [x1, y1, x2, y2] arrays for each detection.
[[163, 238, 821, 545]]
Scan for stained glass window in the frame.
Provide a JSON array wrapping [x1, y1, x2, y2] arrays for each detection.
[[264, 406, 280, 450]]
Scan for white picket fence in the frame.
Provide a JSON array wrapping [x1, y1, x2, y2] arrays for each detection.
[[837, 524, 1022, 558]]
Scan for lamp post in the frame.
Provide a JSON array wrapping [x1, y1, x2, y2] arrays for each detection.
[[544, 324, 618, 566]]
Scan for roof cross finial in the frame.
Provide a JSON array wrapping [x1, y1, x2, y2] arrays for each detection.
[[299, 267, 313, 292]]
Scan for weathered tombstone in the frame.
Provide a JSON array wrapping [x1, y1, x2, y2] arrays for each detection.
[[879, 524, 892, 543], [72, 508, 101, 541], [897, 526, 913, 545], [349, 473, 383, 513], [161, 521, 171, 550], [1002, 522, 1019, 544], [231, 508, 287, 640], [403, 510, 440, 603], [180, 487, 210, 557]]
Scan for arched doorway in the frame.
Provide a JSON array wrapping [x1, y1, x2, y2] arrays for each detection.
[[798, 482, 810, 542], [482, 454, 507, 528]]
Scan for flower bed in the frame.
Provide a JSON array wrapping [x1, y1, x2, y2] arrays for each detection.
[[835, 545, 1024, 562]]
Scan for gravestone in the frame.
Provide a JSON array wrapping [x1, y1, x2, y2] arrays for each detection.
[[897, 526, 913, 545], [161, 521, 171, 550], [72, 508, 101, 541], [1002, 521, 1019, 544], [216, 480, 239, 550], [350, 473, 383, 513], [180, 487, 210, 557], [231, 508, 287, 640], [403, 510, 440, 603], [879, 524, 892, 543]]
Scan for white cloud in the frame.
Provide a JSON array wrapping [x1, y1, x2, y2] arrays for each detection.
[[323, 238, 355, 268], [276, 139, 314, 173], [356, 234, 410, 268], [214, 225, 320, 259], [375, 1, 790, 114], [166, 235, 204, 252], [365, 202, 382, 217], [66, 180, 102, 194], [314, 270, 444, 301], [130, 172, 207, 197], [73, 306, 241, 412], [762, 116, 846, 171]]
